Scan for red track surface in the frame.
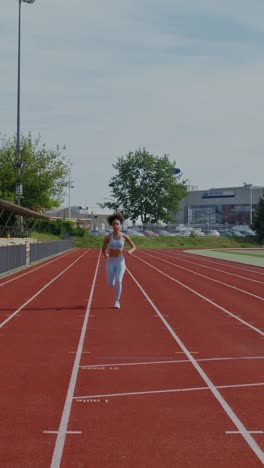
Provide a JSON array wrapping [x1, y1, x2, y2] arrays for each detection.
[[0, 248, 264, 467]]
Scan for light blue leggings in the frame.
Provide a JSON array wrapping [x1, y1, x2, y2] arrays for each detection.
[[106, 256, 126, 301]]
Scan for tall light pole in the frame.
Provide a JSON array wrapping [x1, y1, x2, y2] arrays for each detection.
[[16, 0, 36, 208], [249, 184, 253, 225], [68, 172, 74, 220]]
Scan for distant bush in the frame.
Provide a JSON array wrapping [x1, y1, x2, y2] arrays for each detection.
[[33, 219, 87, 237]]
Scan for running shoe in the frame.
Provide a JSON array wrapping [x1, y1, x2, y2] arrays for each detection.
[[114, 301, 120, 309]]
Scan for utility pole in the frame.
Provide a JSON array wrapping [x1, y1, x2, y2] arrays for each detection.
[[68, 168, 74, 220], [16, 0, 36, 231]]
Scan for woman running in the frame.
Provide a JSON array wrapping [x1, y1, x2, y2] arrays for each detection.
[[102, 212, 136, 308]]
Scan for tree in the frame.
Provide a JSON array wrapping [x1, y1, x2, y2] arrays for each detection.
[[0, 133, 70, 211], [102, 148, 187, 224], [252, 195, 264, 243]]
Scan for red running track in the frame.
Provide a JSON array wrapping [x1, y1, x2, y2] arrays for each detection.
[[0, 248, 264, 467]]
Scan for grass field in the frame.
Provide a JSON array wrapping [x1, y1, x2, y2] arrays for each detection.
[[31, 231, 64, 241], [214, 248, 264, 258], [73, 234, 261, 249], [30, 231, 262, 251], [186, 247, 264, 267]]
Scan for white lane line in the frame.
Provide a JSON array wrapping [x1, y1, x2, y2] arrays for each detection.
[[226, 431, 264, 435], [127, 267, 264, 465], [0, 250, 89, 329], [74, 381, 264, 400], [0, 249, 78, 287], [50, 251, 101, 468], [173, 250, 264, 276], [152, 248, 264, 276], [80, 359, 186, 368], [140, 251, 264, 302], [75, 387, 208, 399], [153, 250, 264, 285], [44, 431, 82, 434], [133, 255, 264, 338], [80, 355, 264, 369]]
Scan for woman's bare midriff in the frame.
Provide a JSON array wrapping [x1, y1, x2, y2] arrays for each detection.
[[109, 249, 123, 257]]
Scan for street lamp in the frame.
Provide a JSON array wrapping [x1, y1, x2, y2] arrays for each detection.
[[67, 163, 74, 220], [174, 168, 181, 175], [68, 179, 74, 220], [16, 0, 36, 208], [249, 184, 253, 225]]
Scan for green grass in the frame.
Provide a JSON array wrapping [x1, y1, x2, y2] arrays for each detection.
[[31, 231, 64, 241], [214, 249, 264, 258], [186, 247, 264, 267], [73, 235, 260, 249]]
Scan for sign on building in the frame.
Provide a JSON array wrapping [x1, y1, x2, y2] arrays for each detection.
[[202, 191, 235, 199]]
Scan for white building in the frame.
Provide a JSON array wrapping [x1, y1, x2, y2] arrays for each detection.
[[46, 206, 110, 230], [177, 185, 264, 227]]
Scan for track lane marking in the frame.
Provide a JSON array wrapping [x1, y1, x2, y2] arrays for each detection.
[[0, 250, 89, 329], [74, 381, 264, 400], [140, 251, 264, 301], [153, 249, 264, 285], [226, 431, 264, 435], [79, 355, 264, 369], [0, 249, 78, 287], [155, 248, 264, 275], [133, 255, 264, 338], [44, 431, 82, 435], [50, 251, 101, 468], [164, 249, 264, 276], [126, 267, 264, 465], [75, 387, 208, 398]]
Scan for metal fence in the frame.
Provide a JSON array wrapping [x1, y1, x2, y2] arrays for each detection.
[[0, 244, 26, 274], [0, 240, 73, 275], [30, 240, 73, 263]]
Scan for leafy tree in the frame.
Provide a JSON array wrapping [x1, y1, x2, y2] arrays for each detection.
[[32, 218, 87, 237], [252, 195, 264, 242], [0, 133, 70, 210], [102, 148, 187, 224]]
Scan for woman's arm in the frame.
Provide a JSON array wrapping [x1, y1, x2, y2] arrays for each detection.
[[102, 234, 110, 258], [123, 234, 136, 255]]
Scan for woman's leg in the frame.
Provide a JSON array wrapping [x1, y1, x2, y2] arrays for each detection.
[[106, 259, 116, 288], [114, 258, 126, 301]]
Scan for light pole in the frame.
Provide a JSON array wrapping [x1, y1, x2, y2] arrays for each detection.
[[249, 184, 253, 225], [16, 0, 36, 208], [68, 173, 74, 220]]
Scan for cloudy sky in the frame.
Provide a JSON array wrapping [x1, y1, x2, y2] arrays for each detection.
[[1, 0, 264, 210]]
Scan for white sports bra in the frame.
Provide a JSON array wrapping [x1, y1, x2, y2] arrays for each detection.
[[108, 232, 125, 250]]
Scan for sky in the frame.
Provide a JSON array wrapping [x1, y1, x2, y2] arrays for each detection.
[[1, 0, 264, 212]]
